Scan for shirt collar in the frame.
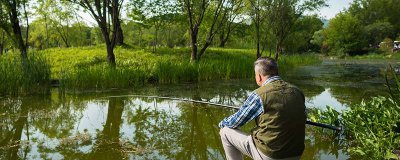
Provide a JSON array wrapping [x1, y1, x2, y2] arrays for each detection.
[[262, 76, 281, 86]]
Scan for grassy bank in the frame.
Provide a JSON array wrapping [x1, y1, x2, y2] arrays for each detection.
[[0, 54, 51, 96], [327, 51, 400, 60], [1, 46, 321, 94], [42, 46, 321, 91]]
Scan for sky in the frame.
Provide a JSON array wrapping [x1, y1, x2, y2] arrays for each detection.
[[316, 0, 353, 19]]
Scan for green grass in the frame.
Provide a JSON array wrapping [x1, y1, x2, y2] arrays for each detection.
[[348, 52, 400, 60], [1, 46, 322, 93], [39, 46, 321, 91], [0, 54, 51, 96]]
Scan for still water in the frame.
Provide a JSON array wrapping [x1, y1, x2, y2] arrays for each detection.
[[0, 60, 398, 160]]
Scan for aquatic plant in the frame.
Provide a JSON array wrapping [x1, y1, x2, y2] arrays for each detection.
[[0, 54, 51, 96], [0, 46, 322, 93], [386, 65, 400, 103], [309, 96, 400, 159], [39, 46, 321, 91]]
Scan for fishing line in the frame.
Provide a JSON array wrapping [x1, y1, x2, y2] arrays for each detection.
[[102, 94, 342, 131]]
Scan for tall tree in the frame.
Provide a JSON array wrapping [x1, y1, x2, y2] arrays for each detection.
[[33, 0, 51, 48], [248, 0, 265, 58], [348, 0, 400, 44], [128, 0, 179, 52], [218, 0, 244, 48], [324, 12, 366, 55], [284, 15, 324, 54], [0, 30, 6, 54], [67, 0, 125, 66], [181, 0, 231, 62], [51, 0, 74, 48], [0, 0, 30, 58], [264, 0, 326, 60]]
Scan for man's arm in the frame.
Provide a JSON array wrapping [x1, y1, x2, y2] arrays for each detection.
[[218, 92, 263, 129]]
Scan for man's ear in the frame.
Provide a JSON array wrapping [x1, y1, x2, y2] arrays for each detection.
[[257, 74, 262, 82]]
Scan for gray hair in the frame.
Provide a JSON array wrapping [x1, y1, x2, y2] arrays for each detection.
[[254, 57, 278, 76]]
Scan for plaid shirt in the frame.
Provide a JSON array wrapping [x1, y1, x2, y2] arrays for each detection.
[[218, 76, 282, 128]]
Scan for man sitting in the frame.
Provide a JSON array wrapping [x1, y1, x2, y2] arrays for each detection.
[[219, 57, 306, 160]]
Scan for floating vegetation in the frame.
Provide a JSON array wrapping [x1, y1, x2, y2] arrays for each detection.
[[0, 140, 31, 150], [58, 132, 92, 148], [309, 97, 400, 159]]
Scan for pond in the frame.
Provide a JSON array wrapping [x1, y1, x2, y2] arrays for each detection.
[[1, 59, 398, 160]]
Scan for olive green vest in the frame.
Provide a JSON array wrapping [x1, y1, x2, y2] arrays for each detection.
[[251, 80, 306, 159]]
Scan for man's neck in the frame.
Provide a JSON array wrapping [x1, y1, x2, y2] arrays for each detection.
[[262, 76, 281, 86]]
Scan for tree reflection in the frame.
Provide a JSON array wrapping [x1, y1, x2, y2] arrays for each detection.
[[0, 76, 365, 159], [0, 99, 29, 160], [87, 97, 125, 160], [301, 127, 348, 159]]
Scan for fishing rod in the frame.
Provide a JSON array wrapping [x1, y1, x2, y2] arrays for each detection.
[[106, 94, 342, 131]]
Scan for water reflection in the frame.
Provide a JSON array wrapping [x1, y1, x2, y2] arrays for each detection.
[[0, 95, 347, 159], [306, 88, 346, 111], [0, 99, 29, 160], [0, 59, 394, 159]]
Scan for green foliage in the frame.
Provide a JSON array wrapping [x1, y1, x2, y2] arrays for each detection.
[[31, 0, 92, 49], [37, 46, 321, 91], [308, 106, 340, 127], [343, 97, 400, 159], [261, 0, 327, 57], [313, 0, 400, 56], [349, 0, 400, 32], [364, 22, 395, 46], [351, 52, 400, 60], [380, 38, 394, 52], [386, 65, 400, 103], [309, 97, 400, 159], [324, 12, 366, 55], [285, 15, 324, 54], [0, 53, 51, 96]]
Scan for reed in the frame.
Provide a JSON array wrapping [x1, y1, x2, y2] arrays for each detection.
[[0, 54, 51, 96], [1, 46, 321, 92]]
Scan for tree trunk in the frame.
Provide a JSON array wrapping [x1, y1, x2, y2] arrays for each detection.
[[255, 4, 261, 58], [219, 30, 226, 47], [190, 37, 198, 62], [101, 25, 116, 66], [219, 23, 234, 48], [256, 23, 261, 58], [275, 42, 282, 61], [153, 23, 159, 52], [190, 28, 199, 62], [139, 28, 142, 47], [256, 33, 261, 58], [10, 9, 27, 58], [23, 1, 29, 51], [0, 31, 4, 55], [106, 42, 116, 66], [198, 45, 208, 61], [112, 0, 124, 46], [44, 14, 49, 48], [115, 23, 124, 46]]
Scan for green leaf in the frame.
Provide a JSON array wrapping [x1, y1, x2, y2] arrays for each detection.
[[352, 149, 366, 156], [384, 152, 398, 160]]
